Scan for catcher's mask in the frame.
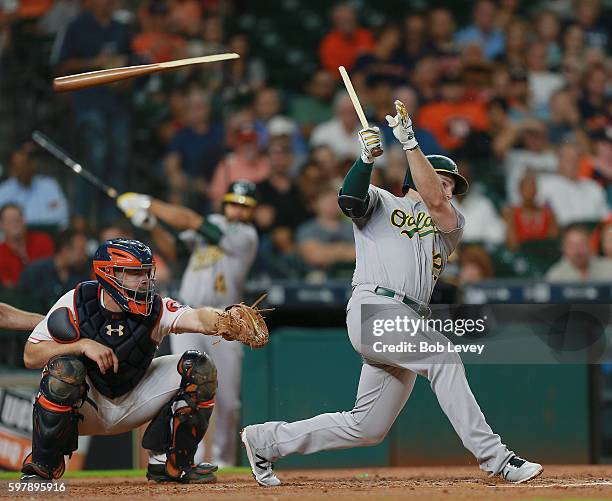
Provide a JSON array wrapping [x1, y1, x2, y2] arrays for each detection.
[[93, 238, 156, 316]]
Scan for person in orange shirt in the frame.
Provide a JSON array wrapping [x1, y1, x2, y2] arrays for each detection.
[[209, 125, 271, 207], [319, 3, 374, 74], [417, 74, 489, 151], [132, 1, 187, 64]]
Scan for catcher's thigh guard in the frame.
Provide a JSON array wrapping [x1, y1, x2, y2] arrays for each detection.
[[22, 356, 88, 479], [142, 351, 217, 478]]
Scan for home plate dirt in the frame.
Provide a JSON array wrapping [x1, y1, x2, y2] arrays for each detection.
[[2, 465, 611, 500]]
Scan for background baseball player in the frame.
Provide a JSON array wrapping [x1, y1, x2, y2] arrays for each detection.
[[241, 100, 543, 486], [21, 238, 267, 483], [117, 180, 259, 467]]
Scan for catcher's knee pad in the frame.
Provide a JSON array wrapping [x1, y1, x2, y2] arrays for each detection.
[[22, 356, 88, 479], [142, 351, 217, 478]]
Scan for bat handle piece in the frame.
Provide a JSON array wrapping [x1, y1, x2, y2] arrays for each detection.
[[372, 147, 384, 157]]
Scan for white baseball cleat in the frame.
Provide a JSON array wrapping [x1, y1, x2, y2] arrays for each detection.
[[241, 427, 281, 487], [500, 455, 543, 483]]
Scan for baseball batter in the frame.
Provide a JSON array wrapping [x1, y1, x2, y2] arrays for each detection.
[[20, 238, 268, 484], [241, 100, 543, 485], [118, 180, 259, 466]]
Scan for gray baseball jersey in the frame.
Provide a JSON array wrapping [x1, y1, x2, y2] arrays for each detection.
[[178, 214, 258, 309], [351, 185, 464, 304]]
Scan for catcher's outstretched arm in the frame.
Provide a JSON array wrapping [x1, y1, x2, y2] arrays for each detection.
[[172, 306, 223, 335]]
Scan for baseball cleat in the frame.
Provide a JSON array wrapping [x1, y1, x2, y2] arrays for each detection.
[[500, 455, 543, 483], [146, 462, 218, 484], [20, 473, 49, 484], [241, 427, 281, 486]]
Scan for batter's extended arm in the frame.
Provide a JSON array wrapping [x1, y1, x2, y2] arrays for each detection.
[[0, 303, 43, 331]]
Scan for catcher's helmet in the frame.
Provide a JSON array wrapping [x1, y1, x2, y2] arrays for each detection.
[[402, 155, 469, 195], [93, 239, 156, 316], [223, 179, 258, 207]]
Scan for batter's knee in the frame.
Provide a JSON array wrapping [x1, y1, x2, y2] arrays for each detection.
[[41, 355, 87, 406], [346, 411, 388, 447], [177, 350, 217, 401]]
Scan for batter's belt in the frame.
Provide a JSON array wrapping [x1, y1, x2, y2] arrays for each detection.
[[355, 284, 431, 318]]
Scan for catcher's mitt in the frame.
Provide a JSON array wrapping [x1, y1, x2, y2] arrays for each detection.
[[213, 294, 271, 348]]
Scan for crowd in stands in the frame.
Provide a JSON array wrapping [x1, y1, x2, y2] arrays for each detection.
[[0, 0, 610, 307]]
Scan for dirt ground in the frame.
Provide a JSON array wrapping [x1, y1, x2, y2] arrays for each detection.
[[2, 465, 612, 500]]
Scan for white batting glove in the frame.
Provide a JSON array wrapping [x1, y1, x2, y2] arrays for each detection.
[[358, 126, 382, 164], [385, 100, 418, 151], [117, 192, 151, 218], [130, 209, 157, 231]]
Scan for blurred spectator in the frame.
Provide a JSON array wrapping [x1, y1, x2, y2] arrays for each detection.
[[0, 142, 68, 227], [498, 19, 529, 68], [253, 87, 306, 156], [453, 164, 505, 246], [526, 41, 564, 117], [168, 0, 201, 37], [220, 33, 266, 105], [427, 7, 459, 66], [319, 3, 374, 74], [403, 13, 428, 67], [503, 170, 558, 250], [188, 14, 225, 57], [0, 204, 54, 287], [289, 70, 335, 138], [538, 142, 610, 226], [310, 94, 361, 162], [396, 86, 445, 155], [501, 118, 559, 203], [495, 0, 520, 31], [19, 229, 89, 309], [560, 55, 583, 100], [296, 185, 355, 274], [454, 0, 504, 61], [164, 88, 224, 206], [505, 66, 532, 122], [591, 215, 612, 257], [297, 160, 326, 214], [575, 0, 609, 52], [209, 124, 270, 205], [578, 63, 610, 135], [132, 0, 186, 63], [254, 138, 311, 238], [578, 128, 612, 206], [310, 145, 342, 186], [546, 89, 585, 146], [410, 56, 440, 103], [158, 86, 188, 145], [353, 24, 407, 88], [546, 224, 612, 281], [459, 245, 494, 283], [534, 10, 562, 68], [56, 0, 132, 225], [381, 146, 407, 196], [417, 74, 489, 152], [562, 23, 586, 59]]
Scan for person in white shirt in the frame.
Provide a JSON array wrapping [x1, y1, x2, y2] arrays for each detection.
[[310, 94, 361, 161], [538, 142, 610, 227], [0, 142, 68, 227]]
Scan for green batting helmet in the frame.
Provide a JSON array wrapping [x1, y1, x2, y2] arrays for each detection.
[[223, 179, 258, 207], [402, 155, 469, 195]]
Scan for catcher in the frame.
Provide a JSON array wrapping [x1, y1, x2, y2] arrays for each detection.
[[21, 238, 268, 484]]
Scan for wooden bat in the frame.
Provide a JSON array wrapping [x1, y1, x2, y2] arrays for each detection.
[[53, 53, 240, 93], [32, 131, 119, 199], [338, 65, 383, 157]]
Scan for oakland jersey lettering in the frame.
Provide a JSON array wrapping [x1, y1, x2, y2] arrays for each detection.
[[390, 209, 437, 238]]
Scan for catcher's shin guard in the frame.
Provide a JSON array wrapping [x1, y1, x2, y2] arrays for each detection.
[[142, 351, 217, 480], [22, 356, 88, 480]]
